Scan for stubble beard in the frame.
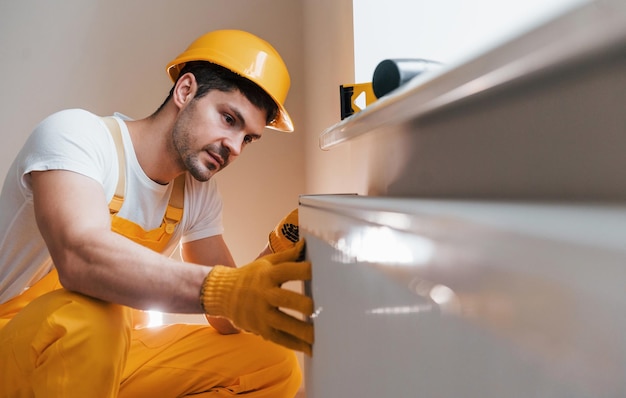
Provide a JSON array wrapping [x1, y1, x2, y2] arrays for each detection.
[[174, 134, 216, 183], [171, 101, 232, 182], [171, 112, 213, 182], [172, 124, 230, 183]]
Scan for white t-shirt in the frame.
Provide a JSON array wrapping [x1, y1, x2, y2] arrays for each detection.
[[0, 109, 224, 304]]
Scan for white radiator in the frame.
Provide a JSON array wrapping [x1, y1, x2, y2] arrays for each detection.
[[301, 195, 626, 397]]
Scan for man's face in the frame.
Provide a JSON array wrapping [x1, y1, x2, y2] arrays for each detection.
[[171, 89, 267, 182]]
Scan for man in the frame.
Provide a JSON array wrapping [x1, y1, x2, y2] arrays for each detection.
[[0, 29, 312, 397]]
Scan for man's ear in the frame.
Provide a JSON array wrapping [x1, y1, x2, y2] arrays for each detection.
[[172, 73, 197, 109]]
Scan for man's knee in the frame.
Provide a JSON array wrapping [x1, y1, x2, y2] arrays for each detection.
[[39, 290, 132, 359], [2, 289, 131, 369], [256, 339, 303, 394], [282, 347, 303, 393], [0, 289, 132, 395]]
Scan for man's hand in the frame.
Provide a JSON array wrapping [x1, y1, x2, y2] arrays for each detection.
[[268, 208, 299, 253], [201, 240, 314, 355]]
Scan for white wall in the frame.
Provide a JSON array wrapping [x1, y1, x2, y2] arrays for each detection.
[[301, 0, 594, 198], [301, 0, 593, 198], [352, 0, 591, 83], [302, 0, 362, 196]]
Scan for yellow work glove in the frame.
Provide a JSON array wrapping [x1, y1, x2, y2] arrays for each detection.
[[268, 208, 299, 253], [201, 240, 314, 355]]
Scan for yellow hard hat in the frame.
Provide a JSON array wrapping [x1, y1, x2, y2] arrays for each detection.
[[166, 30, 293, 132]]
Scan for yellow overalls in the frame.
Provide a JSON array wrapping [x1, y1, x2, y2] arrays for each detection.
[[0, 118, 301, 398]]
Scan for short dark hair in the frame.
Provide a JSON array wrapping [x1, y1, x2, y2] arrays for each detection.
[[155, 61, 278, 125]]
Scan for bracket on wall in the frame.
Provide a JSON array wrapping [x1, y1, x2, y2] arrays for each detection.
[[339, 82, 376, 120]]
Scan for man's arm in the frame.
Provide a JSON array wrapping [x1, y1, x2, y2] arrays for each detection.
[[181, 235, 240, 334], [31, 169, 210, 313], [32, 169, 313, 352]]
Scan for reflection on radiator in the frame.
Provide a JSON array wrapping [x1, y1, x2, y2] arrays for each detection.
[[429, 283, 459, 307], [332, 225, 435, 265], [363, 283, 462, 318], [366, 303, 434, 315]]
